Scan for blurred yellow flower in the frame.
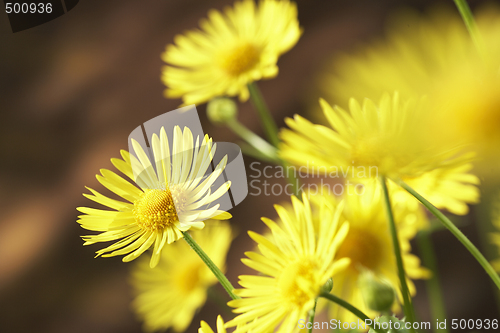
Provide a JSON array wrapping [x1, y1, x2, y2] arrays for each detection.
[[319, 4, 500, 172], [77, 126, 231, 268], [131, 222, 233, 332], [392, 160, 480, 216], [199, 315, 227, 333], [161, 0, 301, 105], [279, 93, 480, 215], [309, 184, 430, 323], [226, 193, 350, 333]]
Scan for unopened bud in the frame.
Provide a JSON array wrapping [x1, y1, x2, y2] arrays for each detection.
[[359, 270, 395, 313], [207, 97, 238, 125], [322, 277, 333, 293]]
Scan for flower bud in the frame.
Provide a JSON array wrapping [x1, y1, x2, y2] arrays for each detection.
[[207, 97, 238, 125], [358, 270, 395, 313], [368, 315, 409, 333], [322, 277, 333, 293]]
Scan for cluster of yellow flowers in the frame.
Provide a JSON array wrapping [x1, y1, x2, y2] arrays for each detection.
[[77, 1, 500, 333]]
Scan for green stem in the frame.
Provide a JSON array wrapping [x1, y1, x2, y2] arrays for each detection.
[[239, 142, 277, 163], [397, 179, 500, 290], [453, 0, 484, 55], [225, 118, 279, 163], [416, 231, 449, 333], [319, 292, 384, 333], [248, 82, 280, 147], [247, 82, 301, 196], [308, 298, 318, 333], [380, 176, 417, 332], [182, 231, 240, 300]]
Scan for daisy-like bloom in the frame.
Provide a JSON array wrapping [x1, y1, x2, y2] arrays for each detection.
[[199, 315, 227, 333], [309, 184, 430, 323], [161, 0, 301, 105], [318, 4, 500, 173], [131, 222, 233, 332], [226, 193, 351, 333], [77, 126, 231, 268], [279, 93, 480, 215]]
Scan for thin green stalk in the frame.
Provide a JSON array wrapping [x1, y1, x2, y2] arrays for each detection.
[[397, 179, 500, 290], [225, 118, 279, 163], [308, 298, 318, 333], [247, 82, 301, 196], [248, 82, 280, 147], [417, 231, 449, 333], [453, 0, 484, 56], [239, 142, 278, 163], [380, 176, 417, 332], [319, 292, 384, 333], [182, 231, 240, 300]]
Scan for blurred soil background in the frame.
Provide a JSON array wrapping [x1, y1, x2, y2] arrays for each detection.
[[0, 0, 497, 332]]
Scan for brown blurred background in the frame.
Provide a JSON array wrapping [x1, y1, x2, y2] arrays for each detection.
[[0, 0, 497, 332]]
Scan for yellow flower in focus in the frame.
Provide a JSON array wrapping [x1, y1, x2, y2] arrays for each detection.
[[319, 4, 500, 171], [279, 93, 480, 215], [309, 184, 430, 323], [161, 0, 301, 105], [131, 222, 233, 332], [77, 126, 231, 268], [226, 193, 350, 333], [199, 315, 227, 333]]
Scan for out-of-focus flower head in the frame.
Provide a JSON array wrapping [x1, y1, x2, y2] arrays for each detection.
[[162, 0, 302, 105], [308, 183, 430, 323], [319, 4, 500, 174], [131, 222, 233, 332], [279, 93, 480, 215]]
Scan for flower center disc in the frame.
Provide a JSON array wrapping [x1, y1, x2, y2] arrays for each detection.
[[175, 262, 203, 293], [278, 260, 318, 307], [134, 189, 179, 231], [336, 228, 381, 271], [218, 43, 260, 76]]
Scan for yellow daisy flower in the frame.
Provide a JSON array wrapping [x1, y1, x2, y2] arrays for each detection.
[[161, 0, 302, 105], [226, 193, 351, 333], [279, 93, 480, 214], [319, 4, 500, 172], [309, 184, 430, 323], [199, 315, 227, 333], [77, 126, 231, 268], [131, 221, 233, 332]]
